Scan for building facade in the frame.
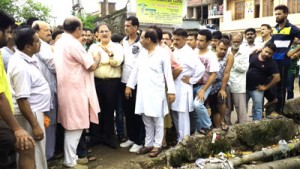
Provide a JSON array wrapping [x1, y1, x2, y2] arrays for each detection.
[[187, 0, 224, 30], [220, 0, 300, 34]]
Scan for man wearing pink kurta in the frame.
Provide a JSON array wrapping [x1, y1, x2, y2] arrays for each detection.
[[54, 17, 101, 169]]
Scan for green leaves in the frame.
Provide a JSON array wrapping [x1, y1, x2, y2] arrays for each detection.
[[1, 0, 51, 22], [77, 14, 97, 30]]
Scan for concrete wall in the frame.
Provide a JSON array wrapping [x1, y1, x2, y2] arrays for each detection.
[[95, 8, 127, 35]]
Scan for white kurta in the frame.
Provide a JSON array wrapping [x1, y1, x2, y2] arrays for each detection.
[[127, 45, 175, 117], [171, 44, 205, 112]]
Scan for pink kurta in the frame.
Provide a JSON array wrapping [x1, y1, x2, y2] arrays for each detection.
[[54, 33, 100, 130]]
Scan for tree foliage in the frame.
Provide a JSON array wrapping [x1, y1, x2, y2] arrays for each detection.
[[0, 0, 17, 16], [0, 0, 51, 22], [78, 14, 97, 30]]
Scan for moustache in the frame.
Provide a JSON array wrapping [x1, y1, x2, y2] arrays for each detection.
[[232, 45, 239, 50]]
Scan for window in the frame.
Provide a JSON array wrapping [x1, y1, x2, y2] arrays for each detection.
[[234, 1, 245, 20], [254, 0, 260, 18], [288, 0, 300, 14], [263, 0, 273, 17], [187, 7, 193, 18], [254, 4, 260, 18]]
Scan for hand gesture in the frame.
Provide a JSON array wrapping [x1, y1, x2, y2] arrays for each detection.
[[181, 76, 191, 85], [167, 94, 175, 103], [253, 48, 262, 54], [99, 44, 113, 56], [291, 52, 300, 59], [32, 124, 44, 141], [218, 89, 227, 100], [14, 128, 35, 150], [256, 85, 267, 91], [125, 87, 132, 99], [197, 89, 205, 102], [92, 51, 101, 61]]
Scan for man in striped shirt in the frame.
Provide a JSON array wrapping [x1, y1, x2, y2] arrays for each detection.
[[268, 5, 300, 118]]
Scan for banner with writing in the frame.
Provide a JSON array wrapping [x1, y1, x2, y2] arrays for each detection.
[[136, 0, 183, 25]]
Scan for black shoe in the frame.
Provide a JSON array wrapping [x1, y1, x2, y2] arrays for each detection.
[[117, 135, 127, 143], [103, 137, 118, 149], [87, 137, 101, 147]]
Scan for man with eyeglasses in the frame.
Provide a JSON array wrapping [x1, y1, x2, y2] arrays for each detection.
[[88, 22, 123, 149]]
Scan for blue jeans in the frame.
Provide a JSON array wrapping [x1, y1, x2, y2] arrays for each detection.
[[193, 85, 212, 132], [286, 74, 295, 100], [246, 90, 264, 121]]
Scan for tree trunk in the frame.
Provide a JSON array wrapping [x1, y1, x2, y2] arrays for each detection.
[[135, 118, 297, 168], [204, 141, 300, 169], [239, 156, 300, 169], [283, 97, 300, 121]]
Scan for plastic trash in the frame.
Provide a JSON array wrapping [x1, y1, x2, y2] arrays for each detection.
[[278, 140, 289, 157]]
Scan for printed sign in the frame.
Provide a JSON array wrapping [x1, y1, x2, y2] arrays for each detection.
[[136, 0, 183, 25]]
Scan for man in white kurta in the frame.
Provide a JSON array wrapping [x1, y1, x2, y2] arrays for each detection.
[[126, 29, 175, 157], [171, 28, 205, 143]]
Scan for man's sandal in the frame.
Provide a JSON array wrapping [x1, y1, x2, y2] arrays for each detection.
[[88, 155, 96, 161], [137, 146, 153, 155], [221, 123, 229, 131], [149, 147, 162, 158]]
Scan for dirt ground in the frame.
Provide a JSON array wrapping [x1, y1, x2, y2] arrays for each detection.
[[48, 78, 300, 169], [48, 144, 146, 169]]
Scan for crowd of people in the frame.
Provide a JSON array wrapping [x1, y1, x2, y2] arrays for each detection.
[[1, 4, 300, 169]]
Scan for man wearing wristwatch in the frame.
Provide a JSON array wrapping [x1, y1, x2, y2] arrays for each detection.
[[88, 22, 123, 149]]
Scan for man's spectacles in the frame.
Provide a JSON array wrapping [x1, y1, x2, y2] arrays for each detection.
[[99, 30, 109, 33]]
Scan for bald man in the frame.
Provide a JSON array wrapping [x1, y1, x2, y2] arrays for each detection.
[[32, 21, 52, 43], [54, 16, 100, 169], [32, 21, 58, 160]]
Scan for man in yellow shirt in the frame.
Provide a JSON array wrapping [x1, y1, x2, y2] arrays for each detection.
[[0, 10, 35, 169]]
